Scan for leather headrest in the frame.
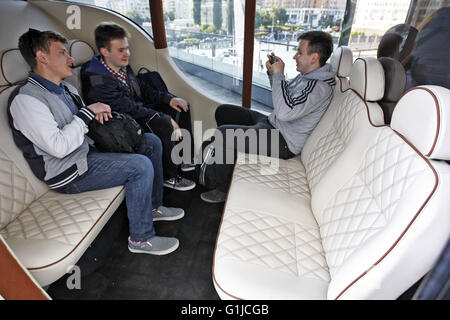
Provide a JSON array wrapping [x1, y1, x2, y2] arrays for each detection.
[[0, 48, 29, 86], [350, 57, 385, 102], [378, 57, 406, 102], [330, 46, 353, 77], [391, 85, 450, 160], [67, 40, 95, 67]]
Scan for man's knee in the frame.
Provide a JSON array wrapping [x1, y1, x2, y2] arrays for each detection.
[[215, 104, 228, 123], [143, 132, 162, 153], [128, 154, 154, 178], [150, 116, 173, 139]]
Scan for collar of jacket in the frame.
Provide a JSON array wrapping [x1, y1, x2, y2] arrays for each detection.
[[85, 54, 131, 77], [29, 71, 65, 94]]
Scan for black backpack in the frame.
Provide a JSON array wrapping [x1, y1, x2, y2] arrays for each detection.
[[136, 67, 169, 105], [88, 112, 143, 153]]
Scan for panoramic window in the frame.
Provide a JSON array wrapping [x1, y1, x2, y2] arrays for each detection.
[[72, 0, 154, 37], [68, 0, 449, 106]]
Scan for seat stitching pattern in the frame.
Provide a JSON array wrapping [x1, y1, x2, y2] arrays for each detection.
[[0, 193, 113, 246], [319, 129, 430, 277], [0, 149, 37, 229], [216, 207, 330, 281], [233, 154, 311, 199], [305, 93, 363, 189]]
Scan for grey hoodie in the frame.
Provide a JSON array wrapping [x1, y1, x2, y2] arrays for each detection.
[[268, 63, 336, 155]]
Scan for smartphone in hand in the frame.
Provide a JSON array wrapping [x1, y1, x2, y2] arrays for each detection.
[[269, 54, 276, 64]]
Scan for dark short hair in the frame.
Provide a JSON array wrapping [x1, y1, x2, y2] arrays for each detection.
[[297, 31, 334, 66], [94, 22, 130, 51], [18, 28, 67, 69]]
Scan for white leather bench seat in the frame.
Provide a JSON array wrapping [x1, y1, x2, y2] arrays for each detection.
[[0, 48, 125, 287], [0, 187, 123, 284], [233, 153, 310, 199], [213, 51, 450, 299], [215, 165, 329, 299]]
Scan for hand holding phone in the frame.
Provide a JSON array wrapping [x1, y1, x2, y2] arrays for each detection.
[[269, 53, 276, 64]]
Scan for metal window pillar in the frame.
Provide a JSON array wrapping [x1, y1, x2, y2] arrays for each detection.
[[149, 0, 167, 49], [149, 0, 256, 109]]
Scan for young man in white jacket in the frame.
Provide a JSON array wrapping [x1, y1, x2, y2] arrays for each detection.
[[8, 28, 183, 255], [201, 31, 336, 203]]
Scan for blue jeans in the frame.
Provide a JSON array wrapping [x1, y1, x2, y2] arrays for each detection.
[[58, 133, 163, 241]]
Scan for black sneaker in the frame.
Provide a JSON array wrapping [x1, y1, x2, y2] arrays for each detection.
[[200, 188, 227, 203], [164, 175, 196, 191]]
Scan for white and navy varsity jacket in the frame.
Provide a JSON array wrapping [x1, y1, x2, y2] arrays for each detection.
[[7, 72, 95, 190]]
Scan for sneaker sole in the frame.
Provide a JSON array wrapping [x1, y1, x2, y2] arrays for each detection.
[[153, 211, 185, 221], [200, 193, 226, 204], [163, 182, 196, 191], [128, 240, 179, 255]]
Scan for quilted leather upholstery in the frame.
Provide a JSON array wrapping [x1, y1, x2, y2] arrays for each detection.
[[64, 40, 95, 95], [330, 46, 353, 92], [351, 57, 385, 102], [0, 49, 125, 287], [391, 85, 450, 160], [233, 153, 310, 199], [213, 55, 450, 300], [0, 49, 29, 86]]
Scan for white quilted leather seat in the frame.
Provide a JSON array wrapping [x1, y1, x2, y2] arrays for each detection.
[[213, 55, 450, 299], [64, 39, 95, 95], [330, 46, 353, 92], [0, 48, 125, 287]]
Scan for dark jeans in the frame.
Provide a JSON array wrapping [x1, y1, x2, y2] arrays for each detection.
[[214, 104, 295, 192], [141, 103, 193, 179], [57, 133, 163, 241]]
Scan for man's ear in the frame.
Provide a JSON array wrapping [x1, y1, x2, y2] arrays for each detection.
[[311, 52, 320, 65], [35, 50, 47, 65], [99, 47, 109, 57]]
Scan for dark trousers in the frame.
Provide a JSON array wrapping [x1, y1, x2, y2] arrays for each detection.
[[142, 104, 193, 179], [214, 104, 295, 192]]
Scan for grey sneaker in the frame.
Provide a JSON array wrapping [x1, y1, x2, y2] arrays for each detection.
[[128, 236, 179, 255], [200, 188, 227, 203], [153, 206, 185, 221], [164, 175, 196, 191]]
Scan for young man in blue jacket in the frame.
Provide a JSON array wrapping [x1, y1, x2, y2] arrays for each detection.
[[81, 23, 195, 192], [9, 28, 183, 255], [201, 31, 336, 203]]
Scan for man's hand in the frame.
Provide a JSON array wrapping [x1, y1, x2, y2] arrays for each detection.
[[266, 54, 284, 75], [87, 102, 112, 124], [169, 97, 189, 112], [170, 118, 182, 140]]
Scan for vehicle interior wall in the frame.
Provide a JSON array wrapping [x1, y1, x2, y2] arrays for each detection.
[[1, 0, 221, 152]]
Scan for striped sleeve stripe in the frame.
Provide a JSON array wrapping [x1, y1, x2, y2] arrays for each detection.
[[76, 107, 95, 124], [291, 79, 317, 105], [324, 77, 336, 86], [281, 79, 317, 109], [47, 170, 79, 189]]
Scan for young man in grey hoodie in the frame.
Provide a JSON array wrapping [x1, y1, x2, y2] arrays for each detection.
[[201, 31, 336, 203]]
